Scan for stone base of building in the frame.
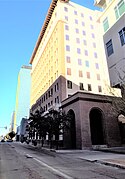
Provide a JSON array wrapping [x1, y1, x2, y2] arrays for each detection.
[[61, 92, 122, 149]]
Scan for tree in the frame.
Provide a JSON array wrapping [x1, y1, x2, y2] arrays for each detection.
[[104, 78, 125, 144], [27, 108, 72, 149], [45, 109, 71, 149]]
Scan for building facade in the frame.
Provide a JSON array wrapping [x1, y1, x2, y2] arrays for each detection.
[[20, 117, 28, 142], [9, 111, 15, 132], [14, 65, 31, 132], [94, 0, 125, 87], [30, 0, 113, 113]]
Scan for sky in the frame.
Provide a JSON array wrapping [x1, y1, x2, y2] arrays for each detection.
[[0, 0, 99, 136]]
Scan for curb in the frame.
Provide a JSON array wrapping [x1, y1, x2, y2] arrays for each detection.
[[94, 148, 125, 154], [96, 160, 125, 169]]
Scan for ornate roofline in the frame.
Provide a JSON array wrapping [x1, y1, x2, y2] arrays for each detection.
[[29, 0, 69, 64]]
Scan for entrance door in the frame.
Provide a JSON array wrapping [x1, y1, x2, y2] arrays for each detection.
[[89, 108, 104, 145], [68, 110, 76, 149]]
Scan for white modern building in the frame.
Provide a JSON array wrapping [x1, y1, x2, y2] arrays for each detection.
[[95, 0, 125, 88]]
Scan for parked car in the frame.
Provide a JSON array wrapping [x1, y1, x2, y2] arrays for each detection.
[[1, 139, 5, 142], [6, 139, 13, 142]]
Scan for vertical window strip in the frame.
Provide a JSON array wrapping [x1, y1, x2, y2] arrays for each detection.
[[119, 27, 125, 46], [103, 17, 109, 32], [114, 0, 125, 20], [106, 39, 114, 57]]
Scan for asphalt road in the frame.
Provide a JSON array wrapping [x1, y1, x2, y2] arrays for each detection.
[[0, 142, 125, 179]]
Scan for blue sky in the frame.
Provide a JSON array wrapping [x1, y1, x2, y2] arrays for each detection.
[[0, 0, 99, 136]]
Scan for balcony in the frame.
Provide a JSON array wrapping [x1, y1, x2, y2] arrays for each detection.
[[94, 0, 106, 7]]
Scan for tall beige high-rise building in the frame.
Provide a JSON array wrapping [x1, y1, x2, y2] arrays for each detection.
[[9, 111, 15, 132], [14, 65, 31, 131], [94, 0, 125, 87], [30, 0, 114, 112]]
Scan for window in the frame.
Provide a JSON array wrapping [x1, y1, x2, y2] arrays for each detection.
[[67, 68, 71, 75], [91, 33, 95, 38], [57, 83, 59, 91], [103, 17, 109, 32], [85, 60, 89, 67], [57, 96, 59, 103], [75, 28, 79, 33], [51, 88, 53, 96], [65, 16, 68, 21], [66, 35, 69, 40], [83, 40, 87, 46], [84, 50, 88, 56], [64, 7, 68, 12], [74, 10, 77, 15], [46, 93, 48, 99], [51, 77, 53, 83], [95, 63, 99, 69], [66, 45, 70, 51], [77, 48, 81, 54], [98, 86, 102, 92], [76, 38, 80, 43], [67, 80, 72, 89], [81, 13, 84, 17], [78, 58, 82, 65], [65, 25, 69, 30], [75, 19, 78, 24], [66, 56, 71, 63], [48, 91, 50, 98], [79, 83, 84, 90], [86, 72, 90, 79], [114, 0, 125, 20], [89, 16, 93, 21], [94, 52, 98, 58], [106, 39, 114, 57], [119, 27, 125, 46], [82, 31, 86, 36], [93, 42, 96, 48], [88, 84, 92, 91], [97, 74, 100, 80], [82, 22, 85, 26], [90, 25, 94, 29], [79, 70, 83, 77]]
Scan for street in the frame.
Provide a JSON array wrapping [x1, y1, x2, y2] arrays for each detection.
[[0, 142, 125, 179]]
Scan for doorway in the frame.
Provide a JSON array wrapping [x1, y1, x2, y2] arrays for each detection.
[[89, 108, 104, 145], [68, 109, 76, 149]]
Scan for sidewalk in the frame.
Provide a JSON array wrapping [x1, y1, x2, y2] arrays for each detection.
[[55, 147, 125, 170], [96, 146, 125, 154], [94, 146, 125, 169], [22, 142, 125, 170]]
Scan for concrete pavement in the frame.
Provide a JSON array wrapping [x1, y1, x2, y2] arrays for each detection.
[[55, 147, 125, 170]]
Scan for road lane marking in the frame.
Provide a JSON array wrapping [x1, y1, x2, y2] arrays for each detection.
[[34, 157, 73, 179]]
